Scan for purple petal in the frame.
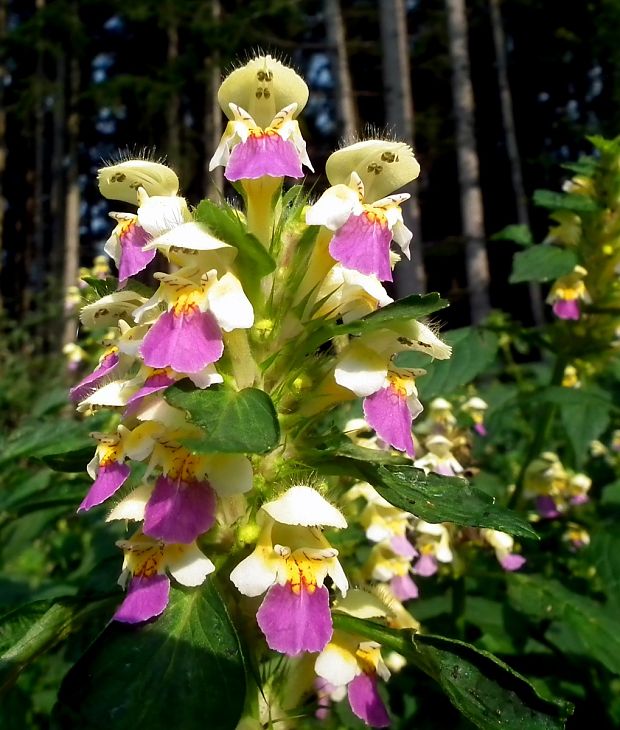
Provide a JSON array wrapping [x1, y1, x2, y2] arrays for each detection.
[[390, 535, 417, 560], [432, 462, 456, 477], [329, 213, 393, 281], [256, 583, 332, 656], [499, 554, 527, 572], [79, 461, 131, 512], [570, 494, 589, 506], [141, 308, 224, 374], [118, 223, 155, 286], [143, 475, 216, 544], [114, 574, 170, 623], [69, 352, 120, 403], [348, 673, 390, 728], [536, 496, 560, 519], [553, 299, 580, 320], [364, 386, 415, 457], [124, 371, 176, 417], [390, 574, 419, 601], [413, 554, 438, 577], [474, 422, 487, 437], [226, 135, 303, 180]]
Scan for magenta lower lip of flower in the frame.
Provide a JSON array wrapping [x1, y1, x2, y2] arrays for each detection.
[[123, 371, 177, 417], [499, 554, 527, 572], [389, 535, 417, 560], [536, 495, 561, 519], [347, 672, 391, 728], [140, 308, 224, 373], [553, 298, 581, 320], [225, 133, 304, 181], [413, 554, 438, 577], [143, 475, 217, 544], [113, 573, 171, 624], [79, 460, 131, 512], [363, 384, 417, 458], [117, 221, 155, 285], [390, 574, 419, 601], [256, 582, 333, 656], [69, 350, 120, 403], [329, 212, 393, 282]]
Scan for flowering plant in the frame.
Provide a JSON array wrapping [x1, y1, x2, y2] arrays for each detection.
[[17, 57, 620, 730]]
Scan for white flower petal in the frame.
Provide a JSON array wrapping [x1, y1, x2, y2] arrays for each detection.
[[143, 221, 235, 255], [229, 551, 278, 597], [334, 589, 388, 619], [315, 643, 359, 687], [327, 558, 349, 597], [391, 219, 413, 258], [79, 380, 131, 407], [137, 192, 191, 237], [106, 483, 152, 522], [261, 486, 347, 528], [98, 160, 179, 204], [189, 365, 224, 389], [167, 543, 215, 586], [306, 185, 358, 231], [335, 343, 388, 398], [207, 273, 254, 331], [207, 454, 253, 496], [80, 291, 147, 330]]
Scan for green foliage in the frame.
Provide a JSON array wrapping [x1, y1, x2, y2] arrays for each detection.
[[491, 224, 534, 247], [333, 614, 572, 729], [509, 246, 579, 283], [165, 383, 280, 454], [53, 583, 247, 730], [195, 199, 276, 300], [533, 189, 599, 213], [398, 327, 499, 400]]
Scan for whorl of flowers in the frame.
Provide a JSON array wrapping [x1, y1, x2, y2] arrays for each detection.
[[70, 54, 453, 727]]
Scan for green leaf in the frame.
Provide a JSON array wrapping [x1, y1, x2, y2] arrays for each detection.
[[397, 327, 498, 400], [0, 418, 103, 469], [294, 293, 449, 363], [335, 292, 449, 337], [491, 224, 534, 247], [40, 445, 95, 473], [332, 614, 571, 729], [601, 480, 620, 506], [53, 583, 246, 730], [539, 386, 611, 465], [311, 458, 537, 539], [586, 531, 620, 608], [0, 598, 114, 694], [81, 276, 119, 298], [194, 199, 275, 297], [508, 573, 620, 675], [509, 246, 579, 284], [165, 383, 280, 454], [533, 189, 599, 213]]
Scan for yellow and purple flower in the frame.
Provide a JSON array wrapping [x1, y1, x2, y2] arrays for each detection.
[[230, 486, 348, 656]]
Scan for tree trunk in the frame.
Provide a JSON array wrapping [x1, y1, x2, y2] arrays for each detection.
[[204, 0, 223, 200], [379, 0, 426, 296], [325, 0, 357, 141], [445, 0, 491, 324], [166, 16, 181, 172], [0, 0, 6, 310], [489, 0, 544, 324], [62, 56, 80, 347], [33, 0, 46, 298]]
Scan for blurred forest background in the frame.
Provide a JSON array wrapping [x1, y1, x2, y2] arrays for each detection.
[[2, 0, 620, 386]]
